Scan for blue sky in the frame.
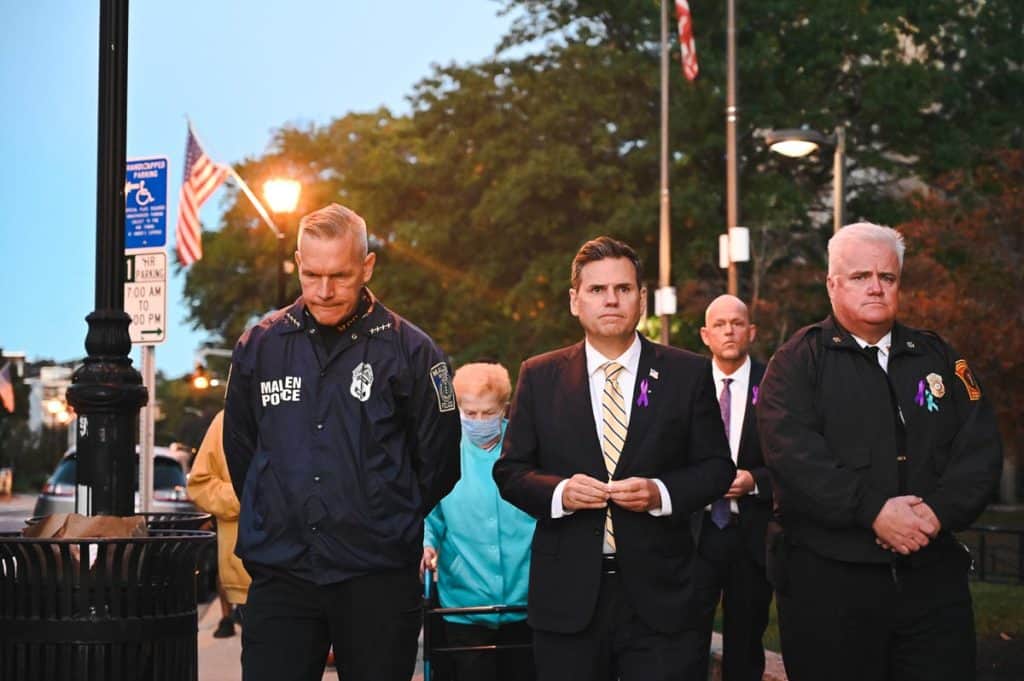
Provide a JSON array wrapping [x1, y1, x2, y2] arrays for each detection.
[[1, 1, 513, 377]]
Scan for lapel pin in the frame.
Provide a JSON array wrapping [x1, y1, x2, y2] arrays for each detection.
[[751, 385, 760, 405], [636, 379, 650, 408], [649, 368, 659, 379]]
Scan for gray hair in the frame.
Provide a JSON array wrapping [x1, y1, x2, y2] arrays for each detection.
[[827, 222, 906, 275], [297, 203, 368, 256]]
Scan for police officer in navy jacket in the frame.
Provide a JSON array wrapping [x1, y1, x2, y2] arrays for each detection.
[[224, 203, 461, 681]]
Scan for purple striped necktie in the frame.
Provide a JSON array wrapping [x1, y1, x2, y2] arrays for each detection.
[[711, 377, 733, 529]]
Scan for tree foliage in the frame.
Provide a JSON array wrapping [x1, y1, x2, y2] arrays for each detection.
[[898, 149, 1024, 461], [182, 0, 1022, 382]]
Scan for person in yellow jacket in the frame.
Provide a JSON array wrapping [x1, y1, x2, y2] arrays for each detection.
[[188, 410, 252, 637]]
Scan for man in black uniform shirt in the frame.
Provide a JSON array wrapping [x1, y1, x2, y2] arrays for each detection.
[[757, 222, 1003, 681]]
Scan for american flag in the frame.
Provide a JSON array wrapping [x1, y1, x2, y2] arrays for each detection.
[[0, 362, 14, 414], [175, 128, 228, 266], [676, 0, 699, 81]]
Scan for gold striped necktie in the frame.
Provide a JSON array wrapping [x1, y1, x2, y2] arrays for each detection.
[[601, 361, 627, 552]]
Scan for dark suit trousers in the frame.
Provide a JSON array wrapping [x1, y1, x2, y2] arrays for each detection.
[[777, 544, 975, 681], [532, 571, 704, 681], [691, 518, 773, 681], [241, 567, 421, 681]]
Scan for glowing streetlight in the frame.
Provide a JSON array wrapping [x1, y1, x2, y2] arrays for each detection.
[[263, 179, 301, 214], [262, 178, 302, 308], [764, 126, 846, 233]]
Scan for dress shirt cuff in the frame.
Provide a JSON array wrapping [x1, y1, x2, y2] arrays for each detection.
[[648, 478, 672, 516], [752, 482, 759, 496], [552, 479, 573, 518]]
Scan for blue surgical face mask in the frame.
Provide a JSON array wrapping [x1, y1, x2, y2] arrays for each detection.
[[461, 414, 503, 448]]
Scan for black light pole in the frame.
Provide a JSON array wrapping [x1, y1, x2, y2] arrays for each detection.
[[66, 0, 148, 516], [276, 233, 287, 308], [764, 126, 846, 234], [263, 178, 302, 309]]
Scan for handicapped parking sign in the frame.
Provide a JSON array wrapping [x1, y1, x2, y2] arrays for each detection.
[[125, 156, 169, 248]]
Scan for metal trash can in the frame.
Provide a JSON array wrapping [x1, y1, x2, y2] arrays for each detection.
[[25, 512, 212, 531], [0, 528, 214, 681]]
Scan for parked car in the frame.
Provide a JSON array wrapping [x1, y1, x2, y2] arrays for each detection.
[[33, 446, 197, 517]]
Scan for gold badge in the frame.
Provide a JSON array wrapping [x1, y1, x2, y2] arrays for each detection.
[[926, 373, 945, 399], [954, 360, 981, 401]]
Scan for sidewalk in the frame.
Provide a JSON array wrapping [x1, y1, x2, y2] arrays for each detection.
[[0, 493, 36, 533]]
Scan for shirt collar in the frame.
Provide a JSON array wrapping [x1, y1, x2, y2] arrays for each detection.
[[851, 330, 893, 358], [712, 354, 751, 389], [585, 333, 642, 379]]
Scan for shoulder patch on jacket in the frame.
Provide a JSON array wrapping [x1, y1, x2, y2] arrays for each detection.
[[954, 359, 981, 401], [429, 362, 457, 412]]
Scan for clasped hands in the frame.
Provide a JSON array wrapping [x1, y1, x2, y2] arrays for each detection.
[[872, 495, 941, 555], [562, 473, 661, 513]]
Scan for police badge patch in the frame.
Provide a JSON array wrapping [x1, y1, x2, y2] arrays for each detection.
[[350, 362, 374, 402], [429, 362, 457, 413]]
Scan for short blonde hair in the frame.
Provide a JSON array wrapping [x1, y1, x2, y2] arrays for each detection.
[[453, 362, 512, 404], [297, 203, 368, 255]]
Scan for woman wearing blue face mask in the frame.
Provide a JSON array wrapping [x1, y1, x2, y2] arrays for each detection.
[[422, 362, 536, 681]]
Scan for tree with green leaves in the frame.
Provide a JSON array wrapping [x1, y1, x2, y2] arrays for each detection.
[[182, 0, 1022, 378]]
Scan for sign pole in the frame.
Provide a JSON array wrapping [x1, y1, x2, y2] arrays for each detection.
[[139, 345, 155, 512]]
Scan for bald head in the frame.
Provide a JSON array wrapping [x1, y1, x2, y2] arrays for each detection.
[[700, 295, 755, 374], [704, 295, 749, 326]]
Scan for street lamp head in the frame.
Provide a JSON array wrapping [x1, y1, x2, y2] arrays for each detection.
[[764, 128, 833, 158], [263, 178, 302, 214]]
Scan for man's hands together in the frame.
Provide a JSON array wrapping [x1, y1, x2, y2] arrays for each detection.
[[872, 495, 941, 555], [562, 474, 661, 513]]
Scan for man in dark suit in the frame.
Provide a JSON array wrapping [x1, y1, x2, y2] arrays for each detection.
[[690, 294, 773, 681], [493, 236, 735, 681]]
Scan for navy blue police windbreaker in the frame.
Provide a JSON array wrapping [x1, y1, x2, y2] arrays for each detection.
[[223, 292, 461, 584]]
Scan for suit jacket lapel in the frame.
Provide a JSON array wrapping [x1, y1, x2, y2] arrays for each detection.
[[562, 342, 606, 477], [617, 336, 660, 476], [736, 360, 765, 469]]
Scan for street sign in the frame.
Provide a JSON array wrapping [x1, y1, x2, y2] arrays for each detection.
[[125, 156, 169, 249], [124, 248, 167, 345]]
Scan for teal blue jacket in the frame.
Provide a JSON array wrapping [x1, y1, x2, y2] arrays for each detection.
[[425, 422, 534, 626]]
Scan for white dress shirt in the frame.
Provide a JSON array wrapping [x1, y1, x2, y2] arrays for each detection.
[[711, 356, 753, 513], [851, 331, 893, 373], [551, 334, 672, 521]]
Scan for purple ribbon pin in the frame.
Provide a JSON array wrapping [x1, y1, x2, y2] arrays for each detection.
[[751, 385, 759, 405], [915, 380, 927, 407], [636, 379, 650, 407]]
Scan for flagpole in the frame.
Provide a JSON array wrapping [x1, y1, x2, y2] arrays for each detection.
[[658, 0, 671, 346], [186, 119, 283, 238], [224, 166, 283, 238], [725, 0, 739, 297]]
